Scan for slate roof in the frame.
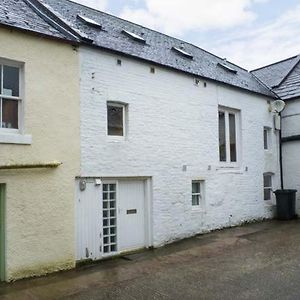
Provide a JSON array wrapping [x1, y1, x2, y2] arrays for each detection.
[[252, 55, 300, 100], [0, 0, 75, 41], [0, 0, 275, 98]]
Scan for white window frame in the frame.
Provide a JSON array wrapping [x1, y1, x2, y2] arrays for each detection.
[[218, 106, 240, 167], [263, 173, 274, 202], [191, 180, 205, 211], [0, 61, 22, 133], [0, 58, 31, 145], [264, 127, 272, 151], [106, 102, 126, 138]]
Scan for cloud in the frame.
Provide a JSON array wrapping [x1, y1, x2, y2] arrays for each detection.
[[120, 0, 266, 36], [205, 4, 300, 69], [72, 0, 107, 11]]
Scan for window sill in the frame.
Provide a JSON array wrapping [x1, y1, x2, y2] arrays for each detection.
[[0, 132, 32, 145], [191, 207, 206, 213], [264, 200, 275, 207], [107, 136, 126, 142], [216, 166, 243, 174]]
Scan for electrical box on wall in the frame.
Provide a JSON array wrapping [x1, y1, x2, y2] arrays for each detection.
[[95, 178, 102, 185], [79, 180, 86, 191]]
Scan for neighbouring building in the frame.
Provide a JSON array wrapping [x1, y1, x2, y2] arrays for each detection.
[[1, 0, 296, 282], [0, 0, 81, 281], [252, 55, 300, 214]]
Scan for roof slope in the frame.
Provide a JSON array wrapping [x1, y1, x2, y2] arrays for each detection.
[[273, 62, 300, 100], [252, 55, 300, 100], [0, 0, 72, 40], [35, 0, 273, 98]]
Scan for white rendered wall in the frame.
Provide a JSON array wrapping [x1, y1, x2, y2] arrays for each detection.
[[80, 47, 280, 247], [282, 99, 300, 213]]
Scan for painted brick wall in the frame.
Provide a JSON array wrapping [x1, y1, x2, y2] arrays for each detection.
[[80, 47, 280, 247], [282, 99, 300, 212]]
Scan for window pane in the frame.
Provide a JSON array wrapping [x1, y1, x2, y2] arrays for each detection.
[[3, 66, 19, 97], [107, 105, 123, 136], [264, 175, 272, 188], [192, 195, 200, 206], [229, 113, 237, 162], [264, 188, 272, 201], [192, 182, 200, 193], [264, 129, 268, 150], [2, 99, 18, 129], [219, 111, 226, 161]]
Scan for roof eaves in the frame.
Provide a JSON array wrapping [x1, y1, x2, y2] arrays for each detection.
[[83, 42, 276, 99], [0, 22, 80, 45]]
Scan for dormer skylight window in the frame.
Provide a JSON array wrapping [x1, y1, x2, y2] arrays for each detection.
[[122, 30, 146, 43], [77, 14, 102, 29], [172, 47, 193, 59], [218, 62, 237, 74]]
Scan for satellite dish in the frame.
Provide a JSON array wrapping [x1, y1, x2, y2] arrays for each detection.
[[270, 100, 286, 113]]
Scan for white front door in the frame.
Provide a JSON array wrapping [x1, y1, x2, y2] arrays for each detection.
[[76, 178, 148, 261], [118, 180, 146, 252]]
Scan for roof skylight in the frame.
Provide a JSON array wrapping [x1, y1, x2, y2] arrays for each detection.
[[122, 30, 146, 43], [77, 14, 102, 29], [172, 47, 193, 59], [218, 62, 237, 74]]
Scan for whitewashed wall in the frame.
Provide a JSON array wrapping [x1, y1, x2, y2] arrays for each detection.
[[282, 99, 300, 213], [80, 46, 280, 247]]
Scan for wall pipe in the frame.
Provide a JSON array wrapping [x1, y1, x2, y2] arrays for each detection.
[[279, 112, 284, 190]]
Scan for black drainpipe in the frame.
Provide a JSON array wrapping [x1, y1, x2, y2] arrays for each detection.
[[279, 112, 284, 190]]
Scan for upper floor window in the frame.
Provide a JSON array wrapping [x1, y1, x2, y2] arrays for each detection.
[[264, 127, 271, 150], [107, 102, 126, 136], [0, 63, 21, 130], [218, 107, 239, 163]]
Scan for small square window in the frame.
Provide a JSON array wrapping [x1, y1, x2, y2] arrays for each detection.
[[263, 173, 273, 201], [107, 103, 125, 136], [191, 181, 205, 208]]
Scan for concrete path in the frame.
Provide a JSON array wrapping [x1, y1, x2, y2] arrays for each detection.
[[1, 220, 300, 299]]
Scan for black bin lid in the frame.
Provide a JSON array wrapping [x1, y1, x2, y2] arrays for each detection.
[[274, 189, 297, 195]]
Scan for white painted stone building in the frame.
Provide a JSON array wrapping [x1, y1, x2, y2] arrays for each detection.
[[32, 0, 284, 261], [77, 48, 281, 256]]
